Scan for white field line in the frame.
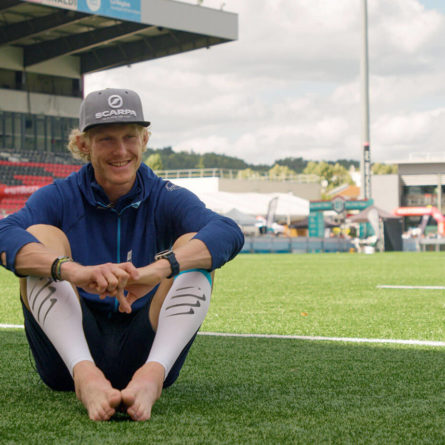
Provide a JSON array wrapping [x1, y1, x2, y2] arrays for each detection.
[[377, 285, 445, 290], [199, 331, 445, 347], [2, 324, 444, 347]]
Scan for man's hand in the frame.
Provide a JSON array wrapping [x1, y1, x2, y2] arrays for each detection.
[[124, 281, 158, 309], [61, 261, 140, 313], [124, 261, 171, 308]]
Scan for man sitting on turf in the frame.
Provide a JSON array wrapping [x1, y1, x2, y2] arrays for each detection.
[[0, 88, 244, 421]]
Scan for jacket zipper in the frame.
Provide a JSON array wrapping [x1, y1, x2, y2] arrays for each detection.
[[97, 201, 141, 312]]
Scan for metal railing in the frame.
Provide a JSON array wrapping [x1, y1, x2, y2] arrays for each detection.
[[154, 168, 319, 183], [408, 152, 445, 162], [241, 235, 354, 253]]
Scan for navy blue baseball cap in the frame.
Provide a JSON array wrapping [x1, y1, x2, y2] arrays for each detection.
[[79, 88, 150, 132]]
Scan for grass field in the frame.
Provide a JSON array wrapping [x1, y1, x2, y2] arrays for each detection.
[[1, 252, 445, 444]]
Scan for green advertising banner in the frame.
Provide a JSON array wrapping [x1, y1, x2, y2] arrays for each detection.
[[309, 199, 374, 237], [308, 211, 325, 237]]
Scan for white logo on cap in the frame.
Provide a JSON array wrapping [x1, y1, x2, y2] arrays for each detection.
[[108, 95, 123, 109]]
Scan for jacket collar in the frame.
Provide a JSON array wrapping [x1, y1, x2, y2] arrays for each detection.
[[77, 163, 155, 212]]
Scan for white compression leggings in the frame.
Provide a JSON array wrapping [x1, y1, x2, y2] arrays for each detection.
[[146, 269, 212, 379], [26, 269, 212, 380], [26, 276, 93, 376]]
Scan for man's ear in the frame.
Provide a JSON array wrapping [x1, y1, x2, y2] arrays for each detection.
[[76, 133, 90, 155], [142, 128, 149, 146]]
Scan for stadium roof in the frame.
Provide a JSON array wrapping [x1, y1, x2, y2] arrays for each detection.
[[0, 0, 238, 75]]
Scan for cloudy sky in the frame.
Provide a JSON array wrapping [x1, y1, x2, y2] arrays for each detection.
[[85, 0, 445, 166]]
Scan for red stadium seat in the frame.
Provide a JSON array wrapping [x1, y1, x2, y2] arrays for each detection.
[[0, 154, 84, 215]]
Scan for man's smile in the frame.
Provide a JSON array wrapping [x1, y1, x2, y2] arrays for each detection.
[[109, 160, 131, 168]]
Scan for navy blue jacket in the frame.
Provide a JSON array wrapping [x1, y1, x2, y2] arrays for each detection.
[[0, 163, 244, 311]]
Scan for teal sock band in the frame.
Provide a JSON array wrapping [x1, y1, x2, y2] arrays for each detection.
[[177, 268, 212, 286]]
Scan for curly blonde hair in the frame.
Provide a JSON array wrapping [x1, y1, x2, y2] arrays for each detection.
[[67, 125, 150, 162]]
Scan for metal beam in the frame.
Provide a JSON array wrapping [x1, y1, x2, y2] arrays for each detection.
[[24, 21, 149, 66], [360, 0, 372, 199], [81, 31, 226, 74], [0, 0, 22, 13], [0, 9, 87, 46]]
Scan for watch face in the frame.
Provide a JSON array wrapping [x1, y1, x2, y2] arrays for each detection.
[[155, 249, 172, 261]]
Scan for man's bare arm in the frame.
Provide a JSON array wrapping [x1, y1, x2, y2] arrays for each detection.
[[14, 242, 139, 312], [14, 242, 62, 278], [124, 238, 212, 308]]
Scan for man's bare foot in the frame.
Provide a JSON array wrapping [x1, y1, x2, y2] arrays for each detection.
[[121, 362, 165, 421], [73, 361, 122, 421]]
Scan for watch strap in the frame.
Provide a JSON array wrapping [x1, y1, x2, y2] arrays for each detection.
[[155, 250, 180, 278]]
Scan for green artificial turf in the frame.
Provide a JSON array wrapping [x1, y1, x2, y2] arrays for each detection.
[[208, 252, 445, 340], [1, 252, 445, 443], [1, 331, 445, 444]]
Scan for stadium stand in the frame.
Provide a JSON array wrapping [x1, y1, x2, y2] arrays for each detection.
[[0, 149, 84, 216], [0, 1, 237, 217]]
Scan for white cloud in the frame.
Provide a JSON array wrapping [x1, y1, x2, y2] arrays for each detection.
[[85, 0, 445, 165]]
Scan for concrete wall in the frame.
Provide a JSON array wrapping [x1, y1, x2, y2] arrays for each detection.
[[0, 46, 80, 78], [0, 89, 80, 118], [219, 178, 321, 200], [398, 161, 445, 186], [398, 162, 445, 175], [166, 176, 320, 200], [371, 174, 400, 213]]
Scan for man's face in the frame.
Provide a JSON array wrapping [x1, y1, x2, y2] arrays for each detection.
[[84, 124, 148, 199]]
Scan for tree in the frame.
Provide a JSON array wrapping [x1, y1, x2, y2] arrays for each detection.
[[274, 157, 308, 173], [330, 162, 354, 189], [195, 155, 205, 169], [303, 161, 353, 190], [372, 163, 398, 175], [145, 153, 163, 171], [268, 164, 296, 179], [237, 168, 260, 179]]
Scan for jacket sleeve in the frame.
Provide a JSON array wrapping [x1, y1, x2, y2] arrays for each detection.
[[0, 184, 62, 275], [157, 182, 244, 270]]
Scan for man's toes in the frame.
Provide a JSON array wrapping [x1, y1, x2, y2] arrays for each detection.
[[121, 390, 135, 408], [127, 405, 143, 421], [109, 390, 122, 408]]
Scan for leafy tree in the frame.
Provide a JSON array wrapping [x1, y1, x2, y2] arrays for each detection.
[[142, 146, 364, 179], [331, 162, 354, 188], [145, 153, 163, 170], [237, 168, 260, 179], [274, 157, 308, 173], [304, 161, 331, 180], [372, 163, 398, 175], [202, 152, 248, 169], [268, 164, 296, 179], [303, 161, 352, 190], [195, 155, 205, 169], [333, 159, 360, 170]]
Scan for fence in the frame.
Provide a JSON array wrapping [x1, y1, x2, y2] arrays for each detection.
[[240, 236, 432, 253], [155, 168, 319, 183], [241, 236, 354, 254]]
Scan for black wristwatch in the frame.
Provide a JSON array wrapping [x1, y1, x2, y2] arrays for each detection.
[[154, 249, 180, 278]]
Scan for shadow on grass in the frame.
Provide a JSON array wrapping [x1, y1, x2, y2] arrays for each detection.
[[1, 329, 445, 444]]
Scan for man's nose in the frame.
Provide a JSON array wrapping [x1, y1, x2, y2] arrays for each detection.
[[113, 138, 127, 153]]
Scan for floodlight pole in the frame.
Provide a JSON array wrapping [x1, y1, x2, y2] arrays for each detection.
[[360, 0, 371, 199]]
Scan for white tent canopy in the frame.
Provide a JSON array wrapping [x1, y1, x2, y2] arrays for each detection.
[[193, 191, 309, 219]]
